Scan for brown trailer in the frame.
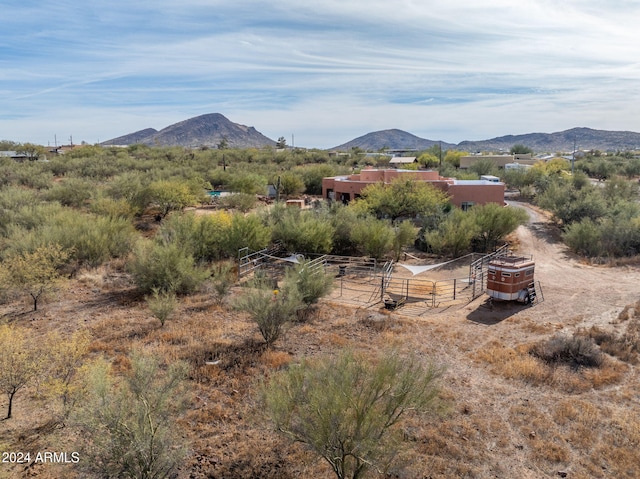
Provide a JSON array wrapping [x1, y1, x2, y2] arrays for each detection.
[[486, 255, 536, 304]]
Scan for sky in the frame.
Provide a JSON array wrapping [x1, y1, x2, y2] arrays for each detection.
[[2, 0, 640, 149]]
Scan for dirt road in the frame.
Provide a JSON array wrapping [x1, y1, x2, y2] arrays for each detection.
[[506, 201, 640, 329]]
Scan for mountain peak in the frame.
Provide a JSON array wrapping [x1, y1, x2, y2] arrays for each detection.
[[102, 113, 275, 148]]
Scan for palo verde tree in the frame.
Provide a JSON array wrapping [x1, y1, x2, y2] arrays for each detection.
[[74, 351, 189, 479], [2, 243, 70, 311], [235, 277, 302, 347], [471, 203, 529, 252], [283, 258, 334, 315], [261, 349, 443, 479], [356, 177, 449, 224], [0, 324, 42, 419]]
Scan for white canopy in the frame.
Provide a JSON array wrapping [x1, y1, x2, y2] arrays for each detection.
[[396, 259, 456, 276]]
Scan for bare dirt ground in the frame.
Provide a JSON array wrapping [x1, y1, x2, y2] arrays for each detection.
[[2, 203, 640, 479]]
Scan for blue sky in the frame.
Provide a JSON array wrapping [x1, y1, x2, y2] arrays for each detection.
[[2, 0, 640, 149]]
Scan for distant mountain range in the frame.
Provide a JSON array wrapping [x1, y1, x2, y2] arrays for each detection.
[[101, 113, 275, 149], [330, 129, 456, 151], [102, 113, 640, 152], [334, 127, 640, 153]]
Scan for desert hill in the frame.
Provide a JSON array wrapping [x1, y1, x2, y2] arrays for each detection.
[[102, 113, 276, 149], [103, 113, 640, 152]]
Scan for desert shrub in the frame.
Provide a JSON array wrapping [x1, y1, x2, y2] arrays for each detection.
[[357, 177, 450, 224], [350, 217, 394, 259], [300, 164, 337, 195], [62, 215, 135, 266], [74, 351, 189, 479], [157, 211, 232, 262], [261, 349, 443, 479], [220, 192, 256, 212], [106, 171, 149, 208], [469, 158, 500, 177], [562, 218, 603, 257], [89, 197, 137, 219], [538, 180, 607, 226], [2, 243, 70, 311], [271, 209, 335, 254], [470, 202, 528, 252], [276, 171, 305, 197], [15, 166, 54, 190], [531, 334, 604, 369], [44, 177, 95, 207], [392, 220, 418, 261], [209, 260, 236, 304], [586, 324, 640, 364], [328, 204, 361, 255], [421, 209, 479, 257], [144, 179, 204, 217], [0, 195, 64, 237], [234, 279, 301, 346], [283, 259, 333, 311], [0, 324, 43, 419], [228, 172, 267, 195], [222, 213, 271, 257], [146, 288, 178, 327], [7, 212, 136, 267], [128, 240, 209, 295]]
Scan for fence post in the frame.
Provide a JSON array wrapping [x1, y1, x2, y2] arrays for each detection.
[[453, 278, 456, 300]]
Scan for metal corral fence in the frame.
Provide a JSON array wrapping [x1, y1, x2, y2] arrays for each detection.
[[238, 244, 511, 311], [238, 245, 380, 284]]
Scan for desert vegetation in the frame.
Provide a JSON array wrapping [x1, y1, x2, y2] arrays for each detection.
[[1, 141, 640, 478]]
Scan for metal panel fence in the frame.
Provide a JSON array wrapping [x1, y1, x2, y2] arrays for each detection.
[[238, 245, 508, 312]]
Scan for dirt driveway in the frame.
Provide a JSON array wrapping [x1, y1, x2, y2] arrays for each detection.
[[507, 201, 640, 329]]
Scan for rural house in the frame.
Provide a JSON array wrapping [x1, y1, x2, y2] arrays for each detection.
[[322, 168, 505, 209]]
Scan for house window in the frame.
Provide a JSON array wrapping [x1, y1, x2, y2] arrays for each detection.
[[515, 272, 520, 277], [525, 269, 534, 276], [461, 201, 475, 211], [488, 269, 496, 275], [501, 272, 511, 277]]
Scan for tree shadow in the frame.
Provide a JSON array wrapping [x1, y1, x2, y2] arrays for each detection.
[[466, 299, 528, 325]]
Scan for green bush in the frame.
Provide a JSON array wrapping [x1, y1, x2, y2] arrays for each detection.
[[350, 218, 394, 260], [4, 211, 135, 267], [470, 203, 528, 252], [209, 261, 236, 305], [234, 279, 301, 346], [283, 259, 333, 309], [74, 352, 189, 479], [44, 177, 95, 207], [272, 210, 335, 254], [223, 213, 271, 257], [562, 219, 603, 257], [220, 192, 256, 212], [422, 209, 478, 257], [261, 349, 442, 479], [146, 288, 178, 327], [128, 240, 209, 294]]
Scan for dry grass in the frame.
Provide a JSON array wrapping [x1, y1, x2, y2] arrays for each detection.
[[473, 337, 627, 394], [2, 269, 640, 479]]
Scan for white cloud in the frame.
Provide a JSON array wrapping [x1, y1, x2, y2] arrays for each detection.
[[2, 0, 640, 147]]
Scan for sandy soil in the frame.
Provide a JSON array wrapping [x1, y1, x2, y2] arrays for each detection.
[[3, 202, 640, 479]]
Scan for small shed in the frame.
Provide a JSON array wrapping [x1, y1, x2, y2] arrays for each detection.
[[389, 157, 417, 167], [285, 199, 305, 208], [486, 255, 536, 303]]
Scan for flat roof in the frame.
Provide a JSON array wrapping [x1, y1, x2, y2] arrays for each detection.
[[488, 255, 534, 267], [451, 180, 505, 186]]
